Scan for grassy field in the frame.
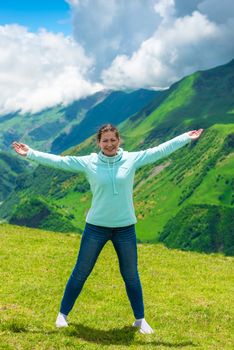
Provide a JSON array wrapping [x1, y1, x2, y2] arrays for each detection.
[[0, 224, 233, 350]]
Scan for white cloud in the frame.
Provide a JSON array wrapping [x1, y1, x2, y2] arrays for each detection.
[[101, 1, 234, 89], [0, 24, 102, 116], [154, 0, 175, 19], [64, 0, 234, 90], [1, 1, 234, 115], [67, 0, 161, 78]]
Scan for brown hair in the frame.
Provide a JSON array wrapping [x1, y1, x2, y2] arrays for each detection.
[[97, 124, 120, 142]]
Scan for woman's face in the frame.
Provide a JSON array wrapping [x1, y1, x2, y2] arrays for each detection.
[[98, 131, 120, 157]]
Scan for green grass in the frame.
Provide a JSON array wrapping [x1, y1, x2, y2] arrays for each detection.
[[188, 152, 234, 206], [56, 190, 91, 229], [1, 224, 233, 350]]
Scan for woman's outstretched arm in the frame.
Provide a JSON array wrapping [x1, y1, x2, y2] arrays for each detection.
[[12, 141, 89, 173], [134, 129, 204, 169]]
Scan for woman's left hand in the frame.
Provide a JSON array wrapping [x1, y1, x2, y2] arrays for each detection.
[[187, 129, 204, 140]]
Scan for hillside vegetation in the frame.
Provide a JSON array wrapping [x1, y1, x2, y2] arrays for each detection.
[[0, 92, 106, 152], [0, 60, 233, 255], [0, 152, 32, 202], [1, 224, 233, 350]]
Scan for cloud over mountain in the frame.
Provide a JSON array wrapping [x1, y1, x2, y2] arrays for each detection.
[[1, 0, 233, 115], [0, 25, 102, 115]]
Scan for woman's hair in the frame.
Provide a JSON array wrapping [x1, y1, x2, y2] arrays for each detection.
[[97, 124, 120, 142]]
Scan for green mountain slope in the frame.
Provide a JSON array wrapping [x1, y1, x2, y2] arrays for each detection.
[[159, 204, 234, 255], [0, 91, 107, 152], [1, 60, 233, 255], [0, 89, 159, 153], [132, 125, 234, 241], [51, 89, 160, 153], [9, 195, 80, 233], [1, 224, 233, 350], [0, 152, 32, 202], [119, 59, 234, 150]]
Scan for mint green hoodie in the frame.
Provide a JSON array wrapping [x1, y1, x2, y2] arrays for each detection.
[[26, 132, 191, 227]]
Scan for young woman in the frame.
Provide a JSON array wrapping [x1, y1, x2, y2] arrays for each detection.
[[12, 124, 203, 334]]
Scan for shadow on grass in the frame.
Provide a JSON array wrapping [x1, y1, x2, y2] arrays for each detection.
[[1, 321, 197, 348], [68, 323, 197, 348], [68, 323, 136, 345]]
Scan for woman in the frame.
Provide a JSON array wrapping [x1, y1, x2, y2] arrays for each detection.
[[12, 124, 203, 334]]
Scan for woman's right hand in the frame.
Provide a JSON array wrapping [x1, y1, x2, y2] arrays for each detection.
[[12, 141, 30, 157]]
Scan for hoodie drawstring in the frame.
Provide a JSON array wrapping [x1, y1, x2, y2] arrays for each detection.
[[99, 148, 123, 195], [107, 157, 118, 195]]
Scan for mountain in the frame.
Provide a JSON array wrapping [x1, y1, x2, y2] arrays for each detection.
[[0, 89, 159, 153], [119, 58, 234, 150], [0, 88, 159, 203], [0, 91, 108, 152], [51, 89, 160, 153], [1, 59, 233, 255]]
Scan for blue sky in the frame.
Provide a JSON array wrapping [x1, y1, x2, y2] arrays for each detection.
[[0, 0, 71, 34], [0, 0, 233, 115]]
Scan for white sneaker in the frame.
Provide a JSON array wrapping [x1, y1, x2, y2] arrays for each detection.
[[132, 318, 154, 334], [55, 312, 68, 328]]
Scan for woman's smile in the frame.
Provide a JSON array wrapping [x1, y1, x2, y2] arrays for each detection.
[[98, 130, 120, 156]]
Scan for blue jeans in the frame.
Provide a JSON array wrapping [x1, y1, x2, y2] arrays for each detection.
[[60, 223, 144, 319]]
